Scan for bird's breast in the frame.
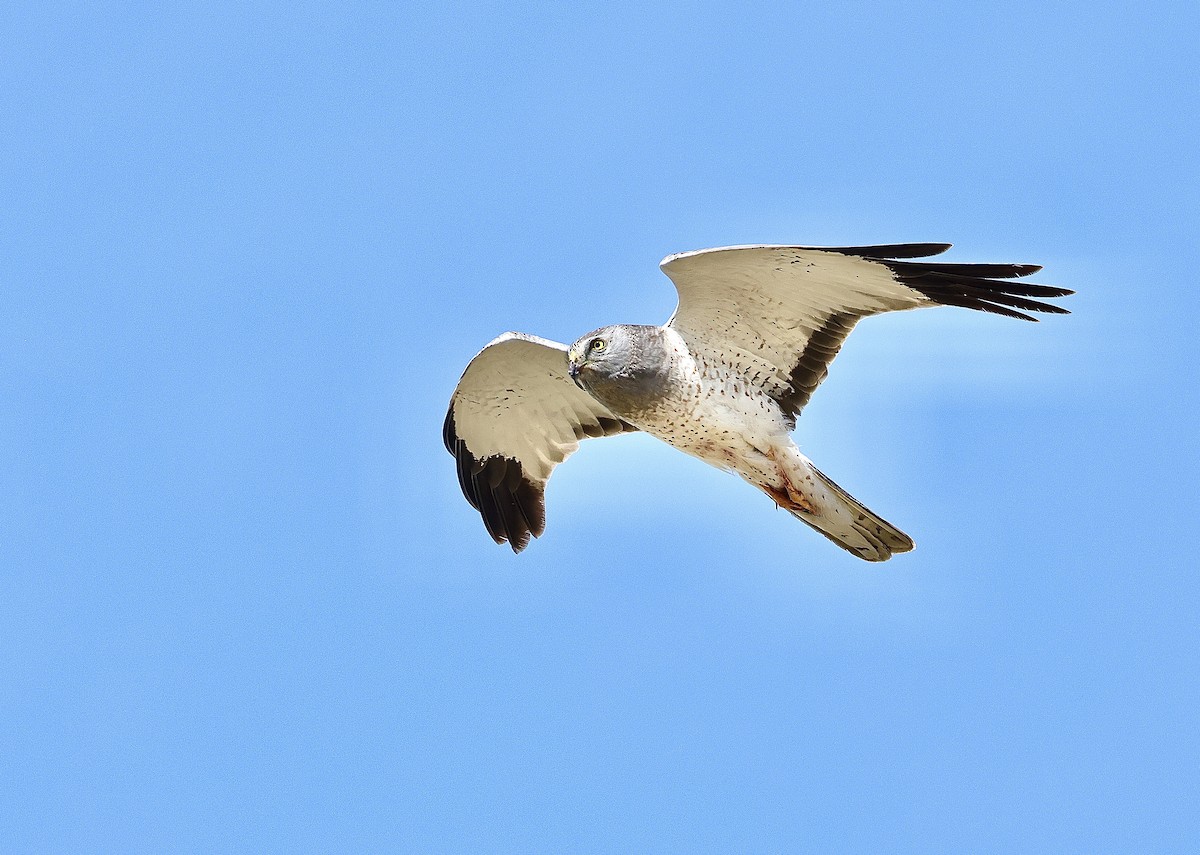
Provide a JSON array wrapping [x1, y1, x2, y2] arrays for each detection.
[[624, 355, 789, 467]]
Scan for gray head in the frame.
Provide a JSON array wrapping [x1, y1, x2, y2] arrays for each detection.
[[567, 324, 671, 418]]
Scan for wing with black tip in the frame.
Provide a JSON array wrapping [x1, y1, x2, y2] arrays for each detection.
[[661, 243, 1072, 421], [443, 332, 636, 552]]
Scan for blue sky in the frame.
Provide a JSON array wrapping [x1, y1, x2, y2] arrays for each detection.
[[3, 1, 1198, 852]]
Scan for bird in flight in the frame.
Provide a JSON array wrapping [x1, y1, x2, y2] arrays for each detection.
[[443, 243, 1071, 561]]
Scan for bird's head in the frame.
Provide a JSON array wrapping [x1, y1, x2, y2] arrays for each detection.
[[566, 325, 671, 420], [567, 325, 631, 391]]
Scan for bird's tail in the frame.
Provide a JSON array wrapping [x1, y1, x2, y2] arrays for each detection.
[[762, 450, 914, 562]]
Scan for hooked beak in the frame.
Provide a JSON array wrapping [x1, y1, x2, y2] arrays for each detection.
[[568, 361, 584, 389]]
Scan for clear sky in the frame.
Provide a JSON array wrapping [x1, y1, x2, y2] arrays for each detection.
[[3, 1, 1198, 852]]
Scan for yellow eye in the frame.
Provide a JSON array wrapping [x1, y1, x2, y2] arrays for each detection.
[[590, 339, 606, 352]]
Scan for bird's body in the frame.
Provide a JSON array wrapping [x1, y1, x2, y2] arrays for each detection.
[[443, 243, 1072, 560], [567, 324, 913, 559], [577, 325, 785, 491]]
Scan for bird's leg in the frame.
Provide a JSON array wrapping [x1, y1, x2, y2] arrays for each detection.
[[755, 447, 818, 515], [762, 480, 816, 515]]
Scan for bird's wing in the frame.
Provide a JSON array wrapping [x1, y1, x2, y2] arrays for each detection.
[[443, 332, 636, 552], [661, 243, 1072, 420]]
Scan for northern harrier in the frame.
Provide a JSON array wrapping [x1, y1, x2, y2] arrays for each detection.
[[443, 243, 1071, 560]]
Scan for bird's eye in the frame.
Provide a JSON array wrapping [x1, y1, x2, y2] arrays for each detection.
[[590, 339, 606, 352]]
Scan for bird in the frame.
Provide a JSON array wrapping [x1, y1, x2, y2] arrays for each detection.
[[443, 243, 1071, 561]]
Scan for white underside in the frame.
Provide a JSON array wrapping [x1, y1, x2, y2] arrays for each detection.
[[629, 358, 911, 561]]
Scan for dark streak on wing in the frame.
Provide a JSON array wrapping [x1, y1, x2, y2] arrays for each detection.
[[775, 312, 860, 421], [442, 406, 635, 553]]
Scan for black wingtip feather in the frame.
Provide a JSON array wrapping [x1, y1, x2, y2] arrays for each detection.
[[506, 468, 537, 550], [515, 480, 546, 538], [447, 429, 547, 551], [821, 246, 1073, 318], [883, 260, 1044, 279], [442, 407, 457, 455], [455, 442, 481, 510], [443, 404, 635, 551], [928, 293, 1042, 322], [880, 260, 1072, 320], [824, 243, 953, 259], [489, 466, 530, 554], [470, 459, 507, 545]]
